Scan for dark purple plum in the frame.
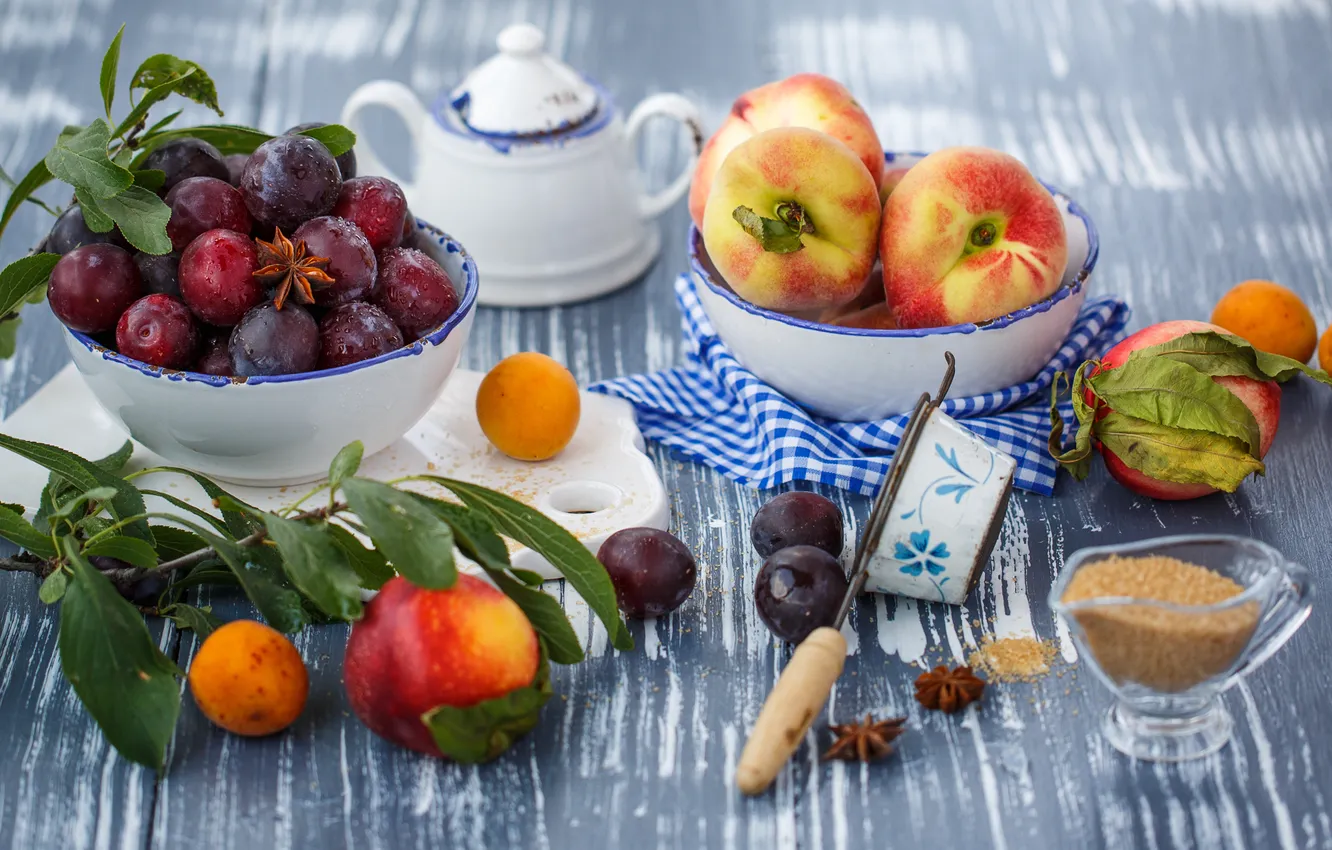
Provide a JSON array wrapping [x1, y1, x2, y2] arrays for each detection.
[[165, 177, 252, 251], [753, 545, 848, 643], [195, 331, 232, 376], [141, 138, 230, 195], [596, 527, 697, 618], [318, 302, 403, 369], [240, 135, 342, 232], [332, 177, 407, 252], [292, 216, 376, 304], [133, 251, 182, 297], [46, 205, 127, 255], [372, 248, 459, 340], [48, 244, 143, 333], [229, 302, 319, 376], [751, 491, 844, 559], [284, 122, 357, 179], [223, 153, 249, 187], [115, 294, 199, 369], [89, 556, 168, 606]]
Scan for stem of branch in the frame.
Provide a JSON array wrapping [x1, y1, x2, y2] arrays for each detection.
[[0, 553, 48, 576], [152, 502, 347, 576]]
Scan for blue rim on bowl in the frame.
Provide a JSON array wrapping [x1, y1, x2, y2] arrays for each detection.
[[66, 220, 479, 387], [690, 150, 1100, 338]]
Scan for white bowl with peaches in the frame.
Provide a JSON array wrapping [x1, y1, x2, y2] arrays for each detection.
[[687, 75, 1097, 421]]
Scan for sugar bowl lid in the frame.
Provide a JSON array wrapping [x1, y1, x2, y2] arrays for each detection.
[[449, 23, 599, 137]]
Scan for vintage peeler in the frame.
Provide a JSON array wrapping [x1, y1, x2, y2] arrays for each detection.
[[735, 353, 1016, 795]]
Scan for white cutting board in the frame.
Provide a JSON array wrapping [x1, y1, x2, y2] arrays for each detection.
[[0, 365, 669, 581]]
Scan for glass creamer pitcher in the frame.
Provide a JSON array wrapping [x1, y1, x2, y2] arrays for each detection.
[[1050, 535, 1313, 761]]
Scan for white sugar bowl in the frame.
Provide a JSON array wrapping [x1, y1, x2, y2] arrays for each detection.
[[342, 23, 703, 307]]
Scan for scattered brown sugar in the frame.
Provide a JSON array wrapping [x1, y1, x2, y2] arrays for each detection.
[[1060, 555, 1259, 693], [968, 635, 1057, 682]]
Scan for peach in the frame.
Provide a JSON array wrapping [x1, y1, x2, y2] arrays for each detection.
[[881, 147, 1068, 329], [701, 127, 881, 313], [1093, 320, 1281, 501], [688, 74, 883, 228], [344, 575, 541, 757], [879, 163, 913, 204]]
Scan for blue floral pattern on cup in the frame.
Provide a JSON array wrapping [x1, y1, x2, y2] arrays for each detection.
[[900, 443, 995, 524], [892, 530, 951, 601]]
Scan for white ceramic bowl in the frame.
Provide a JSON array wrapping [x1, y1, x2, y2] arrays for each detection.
[[691, 151, 1099, 421], [62, 222, 479, 486]]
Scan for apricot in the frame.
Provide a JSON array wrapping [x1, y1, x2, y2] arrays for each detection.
[[1320, 324, 1332, 374], [188, 620, 308, 736], [476, 352, 581, 461], [1210, 280, 1317, 364]]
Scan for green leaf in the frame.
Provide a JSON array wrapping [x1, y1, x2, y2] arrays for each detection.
[[170, 520, 308, 632], [140, 490, 230, 536], [83, 535, 159, 570], [0, 504, 56, 557], [486, 570, 583, 664], [130, 54, 222, 116], [116, 69, 200, 139], [410, 495, 510, 572], [0, 254, 61, 323], [0, 159, 54, 242], [422, 648, 551, 763], [296, 124, 356, 158], [149, 467, 260, 537], [39, 568, 67, 603], [96, 440, 135, 474], [509, 568, 545, 586], [100, 25, 126, 118], [732, 205, 805, 253], [0, 434, 153, 543], [134, 125, 271, 162], [342, 478, 456, 590], [1095, 411, 1265, 492], [97, 185, 172, 254], [132, 169, 166, 193], [1132, 331, 1332, 387], [0, 315, 20, 359], [148, 525, 207, 561], [74, 191, 116, 233], [328, 441, 363, 491], [58, 540, 181, 769], [144, 109, 182, 137], [48, 486, 120, 523], [1088, 355, 1262, 456], [327, 523, 394, 590], [162, 602, 220, 638], [1048, 365, 1095, 480], [418, 477, 633, 652], [45, 120, 134, 200], [262, 515, 363, 620]]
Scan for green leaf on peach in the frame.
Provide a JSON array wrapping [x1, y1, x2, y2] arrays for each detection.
[[1095, 411, 1264, 492], [422, 647, 552, 763], [732, 205, 805, 253], [1130, 331, 1332, 387], [342, 478, 456, 590], [1047, 364, 1094, 480]]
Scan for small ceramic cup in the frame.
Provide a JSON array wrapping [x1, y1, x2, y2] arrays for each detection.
[[863, 409, 1016, 604]]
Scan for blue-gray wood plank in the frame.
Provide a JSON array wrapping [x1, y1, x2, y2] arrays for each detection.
[[2, 0, 1330, 847]]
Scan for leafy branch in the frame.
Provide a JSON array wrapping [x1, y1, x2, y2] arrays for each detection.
[[0, 435, 631, 770]]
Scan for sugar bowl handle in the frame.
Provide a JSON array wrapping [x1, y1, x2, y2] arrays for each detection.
[[735, 626, 846, 796], [340, 80, 427, 195], [625, 93, 704, 219], [1234, 559, 1314, 680]]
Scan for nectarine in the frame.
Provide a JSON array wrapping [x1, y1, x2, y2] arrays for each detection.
[[881, 147, 1068, 329]]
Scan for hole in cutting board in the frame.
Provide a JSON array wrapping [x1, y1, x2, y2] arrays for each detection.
[[546, 481, 622, 515]]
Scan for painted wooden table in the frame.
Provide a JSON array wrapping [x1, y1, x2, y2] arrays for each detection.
[[2, 0, 1330, 847]]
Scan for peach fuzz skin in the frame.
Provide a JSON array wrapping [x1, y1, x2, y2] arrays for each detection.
[[880, 147, 1068, 329], [1093, 320, 1281, 501], [688, 73, 883, 228], [701, 127, 881, 313], [343, 575, 540, 757]]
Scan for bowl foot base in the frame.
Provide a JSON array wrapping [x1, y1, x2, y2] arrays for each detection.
[[1103, 697, 1232, 762]]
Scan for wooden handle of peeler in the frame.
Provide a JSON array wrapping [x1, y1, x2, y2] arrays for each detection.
[[735, 626, 847, 796]]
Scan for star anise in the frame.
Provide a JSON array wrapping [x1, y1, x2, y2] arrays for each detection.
[[253, 228, 334, 310], [914, 665, 986, 713], [821, 714, 906, 762]]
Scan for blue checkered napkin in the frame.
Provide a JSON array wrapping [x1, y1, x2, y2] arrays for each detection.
[[588, 274, 1132, 497]]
